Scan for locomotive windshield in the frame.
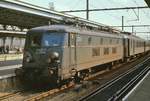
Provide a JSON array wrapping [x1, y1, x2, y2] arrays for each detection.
[[41, 32, 65, 47], [29, 31, 66, 47]]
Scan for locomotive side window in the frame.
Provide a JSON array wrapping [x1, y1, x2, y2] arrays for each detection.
[[110, 39, 112, 44], [92, 47, 100, 56], [104, 37, 109, 45], [92, 36, 99, 45], [88, 36, 92, 45], [100, 38, 103, 45], [111, 38, 114, 44], [130, 40, 133, 48], [31, 35, 42, 47], [69, 33, 76, 47], [136, 41, 139, 47], [104, 38, 106, 45], [77, 34, 88, 46], [104, 47, 109, 55], [112, 47, 117, 54], [116, 39, 119, 44]]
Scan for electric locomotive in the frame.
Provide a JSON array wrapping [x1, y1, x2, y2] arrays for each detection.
[[17, 25, 67, 84], [16, 25, 123, 85]]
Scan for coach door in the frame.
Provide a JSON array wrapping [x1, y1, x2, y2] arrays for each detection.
[[123, 38, 129, 58], [69, 33, 77, 68], [144, 42, 146, 52]]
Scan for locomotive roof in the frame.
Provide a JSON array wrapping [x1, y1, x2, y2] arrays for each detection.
[[121, 33, 145, 41], [30, 25, 148, 42], [30, 25, 122, 38]]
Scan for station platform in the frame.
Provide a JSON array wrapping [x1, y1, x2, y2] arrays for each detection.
[[123, 70, 150, 101], [0, 54, 23, 61], [0, 54, 23, 79]]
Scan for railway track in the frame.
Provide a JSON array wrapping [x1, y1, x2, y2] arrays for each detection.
[[23, 83, 74, 101], [0, 90, 22, 100], [22, 58, 142, 101], [0, 83, 74, 101], [0, 55, 149, 101], [24, 55, 149, 101], [79, 57, 150, 101], [108, 66, 149, 101]]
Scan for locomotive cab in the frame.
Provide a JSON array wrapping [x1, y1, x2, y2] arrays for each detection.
[[20, 27, 68, 83]]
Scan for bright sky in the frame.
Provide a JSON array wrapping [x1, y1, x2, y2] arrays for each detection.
[[20, 0, 150, 39]]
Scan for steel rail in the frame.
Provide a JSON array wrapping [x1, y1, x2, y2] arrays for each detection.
[[0, 90, 22, 100], [108, 66, 150, 101], [79, 57, 150, 101], [23, 83, 74, 101]]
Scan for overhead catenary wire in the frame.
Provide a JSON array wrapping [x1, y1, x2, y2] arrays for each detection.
[[61, 6, 149, 12]]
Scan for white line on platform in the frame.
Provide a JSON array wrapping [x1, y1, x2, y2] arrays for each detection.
[[0, 73, 16, 79], [0, 64, 22, 71], [122, 67, 150, 101]]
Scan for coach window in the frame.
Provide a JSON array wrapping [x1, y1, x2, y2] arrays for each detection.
[[106, 38, 108, 45], [113, 39, 115, 44], [100, 38, 103, 45], [95, 36, 99, 45], [111, 38, 114, 44], [130, 40, 132, 48], [112, 47, 117, 54], [140, 42, 142, 47], [133, 40, 135, 48], [110, 38, 112, 44], [76, 34, 82, 46], [137, 41, 138, 47], [132, 40, 133, 48], [103, 37, 106, 45], [119, 39, 120, 44], [92, 47, 100, 56], [116, 39, 119, 44], [88, 36, 92, 45], [104, 38, 107, 45], [104, 47, 109, 55]]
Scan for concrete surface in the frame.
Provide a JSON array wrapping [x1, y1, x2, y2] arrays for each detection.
[[123, 71, 150, 101]]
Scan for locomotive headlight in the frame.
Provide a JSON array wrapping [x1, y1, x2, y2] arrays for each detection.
[[47, 52, 59, 64], [24, 52, 32, 63], [50, 52, 59, 60], [26, 56, 32, 62], [47, 58, 51, 63]]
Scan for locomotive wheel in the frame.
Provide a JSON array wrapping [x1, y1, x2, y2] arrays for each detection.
[[74, 75, 81, 83], [66, 78, 75, 87], [108, 66, 112, 70], [74, 72, 85, 83]]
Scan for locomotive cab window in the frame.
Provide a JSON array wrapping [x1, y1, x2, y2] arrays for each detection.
[[29, 31, 66, 47], [42, 32, 65, 47], [88, 37, 92, 45]]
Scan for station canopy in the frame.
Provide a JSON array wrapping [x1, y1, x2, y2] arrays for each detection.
[[145, 0, 150, 7], [0, 0, 115, 31], [0, 0, 65, 29]]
